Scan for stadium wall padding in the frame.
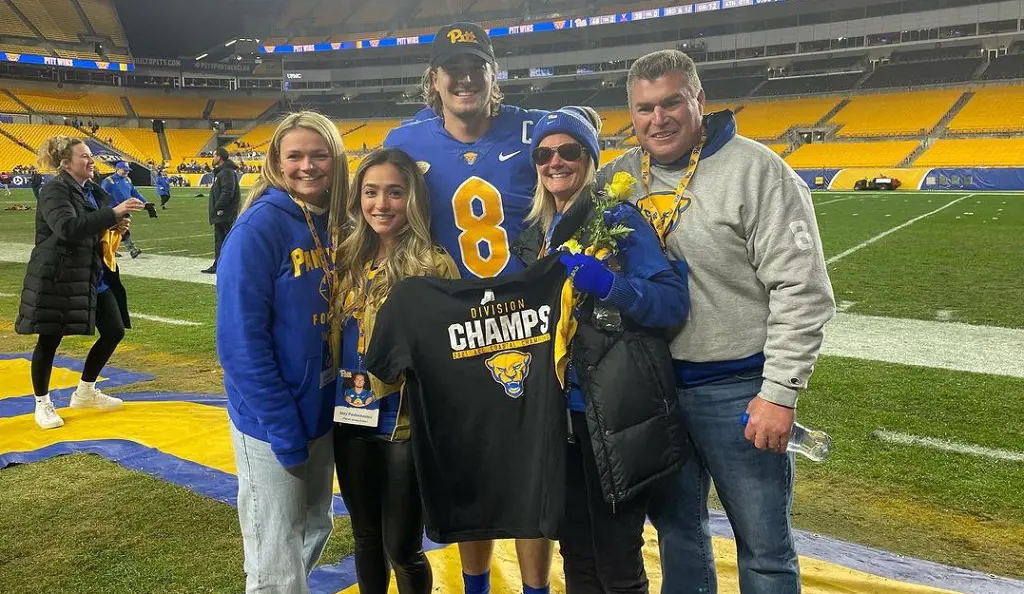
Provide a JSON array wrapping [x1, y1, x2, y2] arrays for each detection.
[[920, 167, 1024, 191], [795, 169, 841, 189]]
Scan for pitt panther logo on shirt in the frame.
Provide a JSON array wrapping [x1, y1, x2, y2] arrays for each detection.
[[485, 350, 532, 398], [637, 190, 692, 235], [447, 29, 478, 44]]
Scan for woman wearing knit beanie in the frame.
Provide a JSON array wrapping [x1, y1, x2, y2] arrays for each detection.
[[511, 106, 691, 593]]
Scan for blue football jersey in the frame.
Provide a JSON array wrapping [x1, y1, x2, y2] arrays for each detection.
[[384, 105, 547, 279]]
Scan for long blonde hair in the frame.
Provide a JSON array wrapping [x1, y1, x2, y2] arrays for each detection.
[[526, 157, 597, 236], [240, 111, 349, 246], [335, 148, 437, 319]]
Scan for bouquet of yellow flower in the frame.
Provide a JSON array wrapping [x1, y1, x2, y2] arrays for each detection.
[[560, 171, 637, 261]]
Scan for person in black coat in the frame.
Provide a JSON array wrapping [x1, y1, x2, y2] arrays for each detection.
[[30, 169, 43, 199], [15, 136, 145, 430], [202, 147, 241, 274]]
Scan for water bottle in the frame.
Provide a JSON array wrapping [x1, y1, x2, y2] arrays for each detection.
[[740, 412, 832, 462]]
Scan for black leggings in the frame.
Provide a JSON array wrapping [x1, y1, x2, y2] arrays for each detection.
[[31, 290, 125, 396], [333, 426, 432, 594]]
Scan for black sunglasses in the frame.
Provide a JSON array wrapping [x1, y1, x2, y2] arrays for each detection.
[[531, 143, 585, 166]]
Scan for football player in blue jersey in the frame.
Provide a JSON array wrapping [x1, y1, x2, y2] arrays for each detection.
[[383, 20, 552, 594]]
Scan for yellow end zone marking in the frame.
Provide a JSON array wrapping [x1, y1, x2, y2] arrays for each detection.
[[0, 359, 106, 400], [336, 526, 958, 594]]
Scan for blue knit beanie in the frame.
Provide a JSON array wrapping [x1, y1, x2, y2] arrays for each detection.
[[531, 106, 602, 168]]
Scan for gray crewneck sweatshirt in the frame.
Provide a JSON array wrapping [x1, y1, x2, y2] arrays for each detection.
[[599, 127, 834, 408]]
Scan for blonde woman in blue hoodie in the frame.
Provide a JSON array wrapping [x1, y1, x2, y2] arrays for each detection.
[[216, 111, 348, 594]]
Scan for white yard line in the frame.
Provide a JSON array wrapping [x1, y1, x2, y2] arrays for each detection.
[[825, 194, 974, 265], [822, 312, 1024, 379], [154, 249, 189, 255], [139, 233, 210, 244], [815, 196, 858, 206], [0, 291, 15, 297], [131, 313, 203, 327], [874, 430, 1024, 462]]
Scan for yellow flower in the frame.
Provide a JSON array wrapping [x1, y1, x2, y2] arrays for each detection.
[[561, 238, 583, 254], [607, 171, 636, 200]]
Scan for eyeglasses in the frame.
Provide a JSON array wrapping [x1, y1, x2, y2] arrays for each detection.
[[531, 143, 584, 166]]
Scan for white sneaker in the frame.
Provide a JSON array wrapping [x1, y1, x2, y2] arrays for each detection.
[[70, 386, 123, 410], [34, 399, 64, 429]]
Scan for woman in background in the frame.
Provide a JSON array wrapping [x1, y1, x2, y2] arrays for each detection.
[[16, 136, 144, 430], [216, 111, 348, 594]]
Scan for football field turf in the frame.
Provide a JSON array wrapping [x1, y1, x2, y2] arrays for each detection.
[[0, 188, 1022, 591]]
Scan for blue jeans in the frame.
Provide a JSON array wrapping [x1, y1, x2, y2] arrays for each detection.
[[231, 423, 335, 594], [648, 374, 799, 594]]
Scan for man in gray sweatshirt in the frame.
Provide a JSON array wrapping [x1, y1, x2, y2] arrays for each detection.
[[598, 50, 835, 593]]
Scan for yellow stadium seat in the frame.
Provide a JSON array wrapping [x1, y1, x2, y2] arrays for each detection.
[[597, 110, 633, 137], [211, 99, 277, 120], [831, 90, 961, 137], [340, 120, 401, 151], [785, 141, 919, 168], [0, 124, 87, 155], [735, 98, 841, 140], [915, 138, 1024, 167], [9, 88, 125, 117], [0, 134, 37, 172], [947, 87, 1024, 134], [101, 128, 163, 164], [763, 143, 789, 156], [130, 96, 207, 119], [164, 129, 215, 162], [230, 124, 277, 151]]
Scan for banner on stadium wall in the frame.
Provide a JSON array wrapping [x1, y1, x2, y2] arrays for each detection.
[[0, 52, 132, 72], [84, 140, 126, 165], [262, 0, 786, 54], [920, 168, 1024, 191], [4, 174, 53, 189], [795, 169, 840, 189]]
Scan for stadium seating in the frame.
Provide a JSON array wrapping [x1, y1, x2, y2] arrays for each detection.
[[597, 110, 632, 136], [980, 54, 1024, 81], [131, 96, 207, 119], [164, 129, 215, 162], [101, 128, 163, 164], [10, 0, 86, 43], [753, 73, 861, 97], [764, 143, 789, 156], [947, 87, 1024, 133], [831, 90, 961, 137], [784, 141, 919, 168], [915, 138, 1024, 167], [210, 99, 277, 120], [341, 120, 401, 151], [9, 88, 126, 117], [76, 0, 128, 46], [231, 124, 277, 151], [735, 97, 841, 140], [0, 134, 37, 172], [0, 92, 28, 114], [861, 58, 983, 89], [0, 124, 87, 155], [0, 2, 35, 37]]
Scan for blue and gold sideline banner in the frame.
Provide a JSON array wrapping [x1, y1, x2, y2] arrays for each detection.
[[0, 51, 133, 72]]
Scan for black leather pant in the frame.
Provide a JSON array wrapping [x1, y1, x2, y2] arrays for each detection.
[[333, 426, 432, 594]]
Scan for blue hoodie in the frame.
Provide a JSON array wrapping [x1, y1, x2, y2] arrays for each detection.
[[101, 172, 147, 206], [216, 187, 335, 467], [155, 173, 170, 196]]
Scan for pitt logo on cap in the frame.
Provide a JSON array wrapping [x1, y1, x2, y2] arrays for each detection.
[[447, 28, 478, 44], [486, 350, 532, 398]]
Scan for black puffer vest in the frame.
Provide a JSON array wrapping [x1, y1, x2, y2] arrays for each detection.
[[512, 190, 689, 504]]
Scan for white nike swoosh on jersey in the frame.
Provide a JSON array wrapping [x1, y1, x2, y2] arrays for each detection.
[[498, 151, 521, 162]]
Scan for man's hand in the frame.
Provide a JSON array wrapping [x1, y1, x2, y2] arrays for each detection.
[[116, 218, 130, 235], [744, 395, 794, 454]]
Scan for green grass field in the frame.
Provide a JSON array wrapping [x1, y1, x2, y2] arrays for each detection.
[[1, 188, 1023, 591]]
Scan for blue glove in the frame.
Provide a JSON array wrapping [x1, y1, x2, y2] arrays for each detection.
[[560, 253, 614, 299]]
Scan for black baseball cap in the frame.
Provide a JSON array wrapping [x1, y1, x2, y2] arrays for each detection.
[[430, 22, 496, 67]]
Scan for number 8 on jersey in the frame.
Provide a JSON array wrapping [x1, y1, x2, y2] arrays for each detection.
[[452, 177, 509, 279]]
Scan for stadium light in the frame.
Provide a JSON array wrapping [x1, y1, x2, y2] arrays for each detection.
[[196, 53, 209, 61], [225, 39, 238, 47]]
